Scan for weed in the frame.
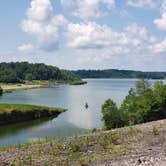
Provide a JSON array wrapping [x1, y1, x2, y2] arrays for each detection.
[[152, 126, 159, 135], [99, 140, 108, 149], [92, 128, 97, 133], [56, 143, 63, 150], [109, 132, 121, 145], [70, 143, 81, 152]]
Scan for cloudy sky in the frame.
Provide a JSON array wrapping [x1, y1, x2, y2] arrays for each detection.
[[0, 0, 166, 71]]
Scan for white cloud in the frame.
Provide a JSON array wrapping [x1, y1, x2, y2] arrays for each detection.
[[66, 22, 154, 50], [127, 0, 158, 9], [65, 22, 160, 65], [27, 0, 53, 21], [154, 0, 166, 30], [125, 23, 156, 43], [18, 44, 35, 52], [20, 0, 68, 52], [154, 13, 166, 30], [60, 0, 115, 20], [153, 39, 166, 53]]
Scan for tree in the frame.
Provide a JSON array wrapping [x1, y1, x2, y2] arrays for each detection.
[[135, 79, 151, 95], [119, 88, 138, 125], [102, 99, 124, 129], [25, 73, 34, 81], [145, 81, 166, 121], [0, 62, 80, 83], [102, 79, 166, 130]]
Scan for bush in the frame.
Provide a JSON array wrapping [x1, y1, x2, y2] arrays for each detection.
[[70, 143, 80, 152], [101, 79, 166, 129], [102, 99, 125, 129], [99, 140, 108, 149]]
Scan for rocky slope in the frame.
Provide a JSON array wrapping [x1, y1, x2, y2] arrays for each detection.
[[0, 119, 166, 165]]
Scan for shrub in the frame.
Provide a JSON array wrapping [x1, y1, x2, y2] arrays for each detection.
[[99, 140, 108, 149], [152, 126, 159, 135], [101, 79, 166, 129], [102, 99, 125, 129], [92, 128, 97, 133], [109, 132, 121, 145], [70, 143, 80, 152]]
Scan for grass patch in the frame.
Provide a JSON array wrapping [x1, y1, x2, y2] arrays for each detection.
[[0, 103, 66, 125]]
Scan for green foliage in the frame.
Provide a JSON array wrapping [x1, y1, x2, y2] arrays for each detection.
[[152, 126, 159, 135], [102, 79, 166, 129], [102, 99, 124, 129], [0, 62, 80, 83], [70, 143, 80, 152], [25, 73, 35, 81], [0, 104, 66, 114], [73, 69, 166, 79], [92, 128, 97, 133], [135, 79, 151, 95], [99, 140, 108, 149], [109, 132, 121, 145], [0, 103, 66, 125], [56, 144, 63, 150]]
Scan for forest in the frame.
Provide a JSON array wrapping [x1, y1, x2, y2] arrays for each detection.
[[0, 62, 80, 83], [73, 69, 166, 79]]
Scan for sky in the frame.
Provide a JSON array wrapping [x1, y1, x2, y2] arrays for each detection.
[[0, 0, 166, 71]]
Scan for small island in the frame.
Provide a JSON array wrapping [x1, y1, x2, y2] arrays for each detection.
[[0, 104, 66, 125], [69, 80, 87, 85]]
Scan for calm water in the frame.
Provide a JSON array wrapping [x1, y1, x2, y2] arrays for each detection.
[[0, 79, 165, 146]]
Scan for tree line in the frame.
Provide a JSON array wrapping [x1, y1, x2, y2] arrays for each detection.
[[73, 69, 166, 79], [102, 79, 166, 129], [0, 62, 80, 83]]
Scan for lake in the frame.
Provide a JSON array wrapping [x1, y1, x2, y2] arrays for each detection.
[[0, 79, 165, 146]]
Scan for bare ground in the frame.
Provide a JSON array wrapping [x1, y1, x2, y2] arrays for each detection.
[[0, 119, 166, 166]]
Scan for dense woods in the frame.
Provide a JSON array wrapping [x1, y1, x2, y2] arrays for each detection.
[[0, 62, 80, 83], [73, 69, 166, 79], [102, 79, 166, 129]]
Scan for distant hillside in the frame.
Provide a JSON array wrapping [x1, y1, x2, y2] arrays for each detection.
[[0, 62, 80, 83], [72, 69, 166, 79]]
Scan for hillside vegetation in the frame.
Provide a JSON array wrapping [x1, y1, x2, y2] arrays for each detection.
[[73, 69, 166, 79], [102, 79, 166, 129], [0, 62, 80, 83]]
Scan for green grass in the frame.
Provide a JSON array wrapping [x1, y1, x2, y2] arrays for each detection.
[[0, 104, 67, 125], [3, 88, 39, 94], [0, 103, 66, 114]]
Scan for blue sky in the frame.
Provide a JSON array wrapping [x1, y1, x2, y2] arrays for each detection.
[[0, 0, 166, 71]]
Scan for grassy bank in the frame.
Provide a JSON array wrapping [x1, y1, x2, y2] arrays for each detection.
[[0, 119, 166, 165], [69, 80, 87, 85], [0, 104, 66, 125]]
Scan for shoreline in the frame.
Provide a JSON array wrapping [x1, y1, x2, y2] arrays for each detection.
[[1, 83, 46, 94], [0, 119, 166, 165], [0, 80, 87, 94]]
